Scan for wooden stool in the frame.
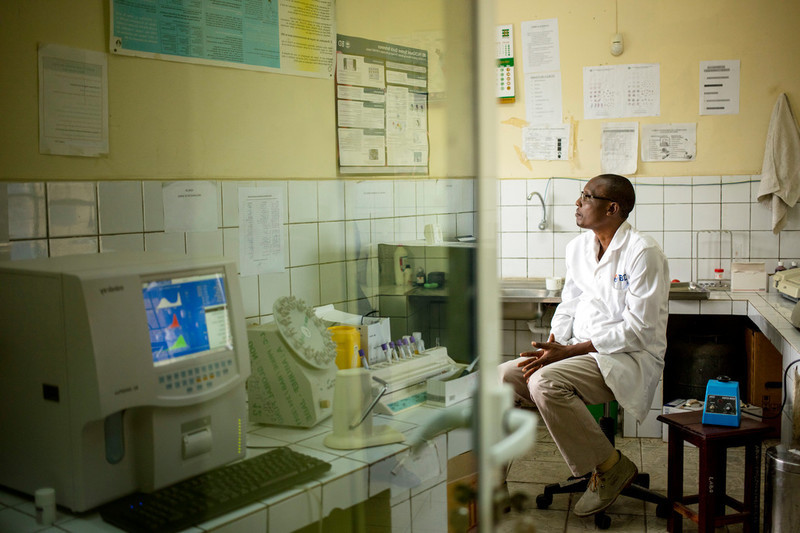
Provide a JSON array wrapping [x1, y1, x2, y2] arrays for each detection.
[[657, 410, 772, 533]]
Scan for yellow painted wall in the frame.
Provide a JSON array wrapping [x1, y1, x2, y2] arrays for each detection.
[[496, 0, 800, 178], [0, 0, 473, 181]]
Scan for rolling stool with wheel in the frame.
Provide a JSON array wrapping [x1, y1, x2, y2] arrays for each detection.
[[535, 402, 671, 529]]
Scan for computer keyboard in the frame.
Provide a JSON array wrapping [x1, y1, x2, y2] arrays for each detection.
[[99, 447, 331, 533]]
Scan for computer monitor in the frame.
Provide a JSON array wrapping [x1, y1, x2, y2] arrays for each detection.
[[0, 252, 250, 512]]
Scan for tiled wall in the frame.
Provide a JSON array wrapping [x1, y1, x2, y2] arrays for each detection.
[[498, 174, 800, 360], [498, 175, 800, 282], [2, 179, 476, 324]]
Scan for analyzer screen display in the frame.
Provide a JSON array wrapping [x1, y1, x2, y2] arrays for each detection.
[[142, 272, 233, 367]]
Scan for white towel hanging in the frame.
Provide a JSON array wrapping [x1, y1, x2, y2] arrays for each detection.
[[757, 93, 800, 233]]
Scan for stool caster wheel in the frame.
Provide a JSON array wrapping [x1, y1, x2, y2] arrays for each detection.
[[656, 501, 671, 519], [594, 512, 611, 530], [535, 493, 552, 509]]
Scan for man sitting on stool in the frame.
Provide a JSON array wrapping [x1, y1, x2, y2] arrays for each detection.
[[498, 174, 670, 517]]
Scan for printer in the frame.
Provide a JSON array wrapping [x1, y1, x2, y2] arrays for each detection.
[[772, 268, 800, 327]]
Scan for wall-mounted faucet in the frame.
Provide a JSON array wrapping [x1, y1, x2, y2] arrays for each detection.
[[527, 191, 547, 230]]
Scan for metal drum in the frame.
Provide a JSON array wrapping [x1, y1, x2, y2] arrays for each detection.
[[764, 445, 800, 532]]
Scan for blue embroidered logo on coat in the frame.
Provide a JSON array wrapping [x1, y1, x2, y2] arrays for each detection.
[[613, 273, 629, 290]]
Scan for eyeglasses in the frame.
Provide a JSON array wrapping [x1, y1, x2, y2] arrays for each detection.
[[579, 190, 616, 203]]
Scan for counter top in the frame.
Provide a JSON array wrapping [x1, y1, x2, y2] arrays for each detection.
[[0, 403, 475, 532]]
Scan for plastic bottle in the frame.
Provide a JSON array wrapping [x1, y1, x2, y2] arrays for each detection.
[[403, 265, 412, 285], [413, 331, 426, 353], [394, 246, 409, 285], [415, 266, 426, 286], [775, 261, 786, 274], [789, 261, 798, 269]]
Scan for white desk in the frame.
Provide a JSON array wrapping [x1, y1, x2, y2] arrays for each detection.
[[0, 403, 476, 532]]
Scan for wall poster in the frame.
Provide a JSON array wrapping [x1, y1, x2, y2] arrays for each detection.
[[110, 0, 335, 79], [335, 34, 429, 175]]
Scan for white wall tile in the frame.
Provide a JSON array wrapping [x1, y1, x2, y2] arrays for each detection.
[[667, 258, 692, 282], [186, 230, 224, 256], [663, 232, 692, 257], [663, 176, 691, 203], [551, 205, 577, 231], [692, 176, 720, 203], [49, 237, 97, 256], [722, 175, 751, 203], [441, 180, 463, 214], [460, 179, 476, 213], [750, 202, 772, 231], [221, 181, 256, 227], [47, 182, 97, 237], [779, 231, 800, 260], [143, 181, 165, 232], [345, 219, 371, 261], [782, 203, 800, 230], [371, 218, 395, 245], [634, 177, 663, 204], [526, 203, 548, 232], [501, 258, 526, 277], [222, 227, 239, 263], [501, 233, 527, 258], [750, 230, 779, 258], [553, 177, 581, 205], [289, 223, 318, 266], [8, 183, 46, 239], [394, 217, 417, 243], [346, 180, 393, 220], [318, 180, 345, 221], [320, 261, 347, 304], [553, 232, 578, 257], [527, 231, 554, 258], [259, 271, 291, 316], [636, 204, 663, 231], [722, 203, 750, 231], [100, 234, 144, 253], [692, 203, 720, 231], [394, 180, 417, 217], [420, 180, 449, 215], [436, 213, 457, 240], [500, 179, 526, 206], [291, 265, 320, 307], [145, 232, 185, 254], [318, 222, 346, 263], [456, 212, 475, 238], [664, 204, 692, 231], [700, 300, 732, 315], [239, 275, 259, 317], [499, 206, 526, 232], [10, 240, 48, 260], [98, 181, 143, 234], [288, 181, 318, 223]]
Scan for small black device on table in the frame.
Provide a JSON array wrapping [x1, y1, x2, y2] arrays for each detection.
[[99, 446, 331, 533]]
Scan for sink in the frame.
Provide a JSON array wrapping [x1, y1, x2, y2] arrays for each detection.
[[501, 288, 556, 300], [500, 279, 561, 319]]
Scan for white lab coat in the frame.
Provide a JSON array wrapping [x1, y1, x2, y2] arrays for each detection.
[[551, 221, 670, 423]]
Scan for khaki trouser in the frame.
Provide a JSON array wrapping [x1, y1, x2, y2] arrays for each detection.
[[498, 354, 616, 476]]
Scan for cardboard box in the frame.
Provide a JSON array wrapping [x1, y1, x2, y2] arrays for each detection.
[[447, 451, 477, 533], [731, 262, 767, 292], [427, 370, 478, 407], [357, 315, 392, 364], [745, 328, 782, 438]]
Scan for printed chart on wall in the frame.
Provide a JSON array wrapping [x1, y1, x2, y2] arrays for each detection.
[[335, 34, 429, 175], [109, 0, 335, 79]]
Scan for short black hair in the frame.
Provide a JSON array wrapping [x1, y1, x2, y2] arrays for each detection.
[[595, 174, 635, 219]]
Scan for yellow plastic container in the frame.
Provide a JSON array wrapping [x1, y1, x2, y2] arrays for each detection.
[[327, 326, 361, 369]]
